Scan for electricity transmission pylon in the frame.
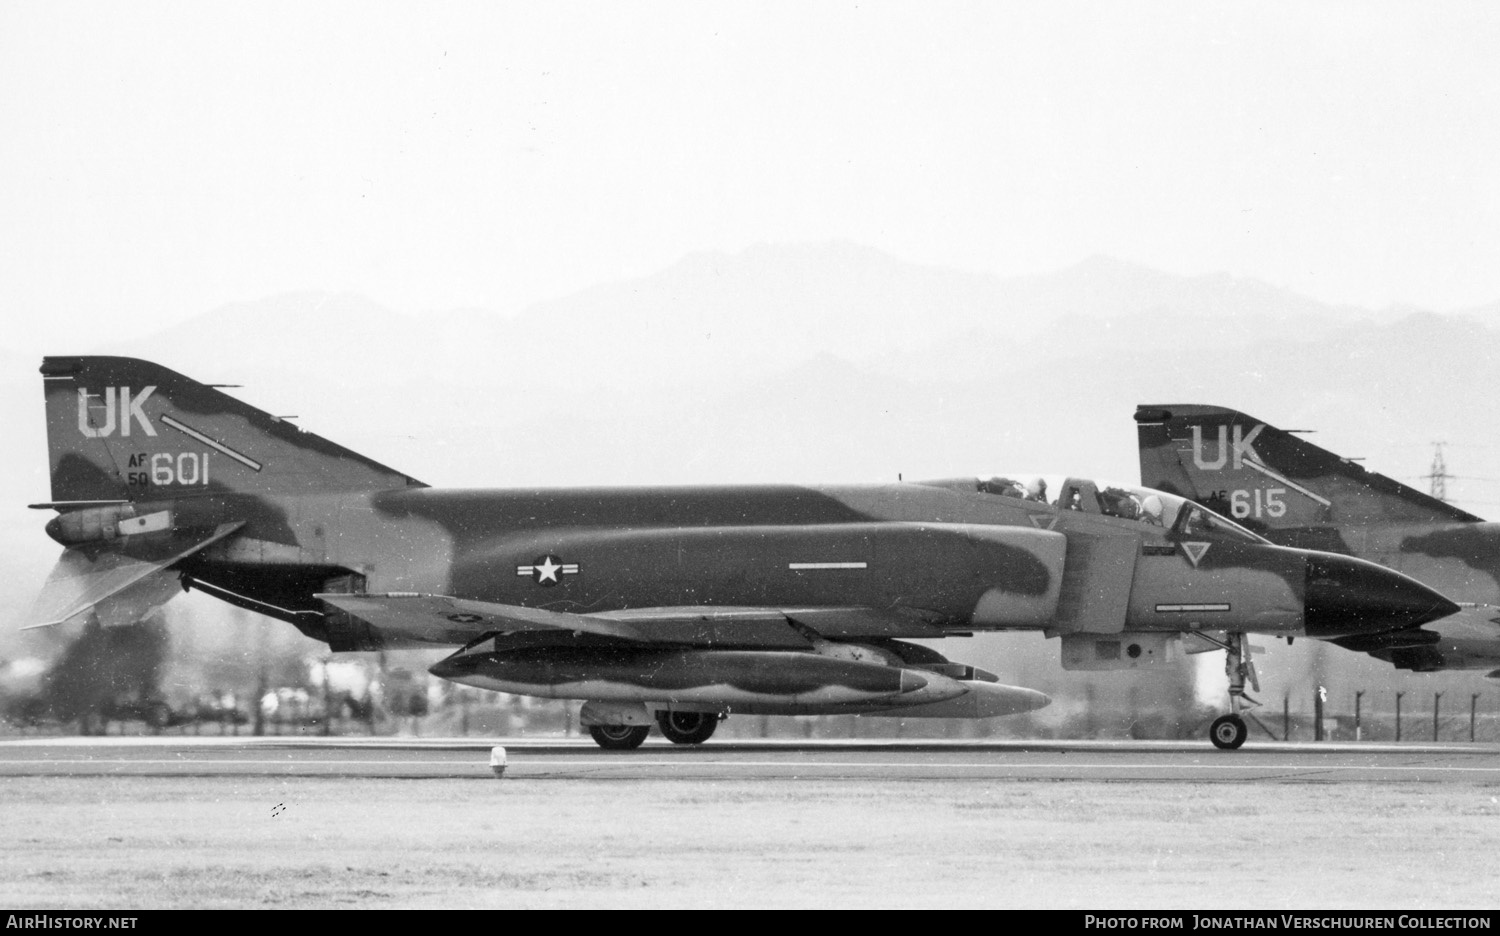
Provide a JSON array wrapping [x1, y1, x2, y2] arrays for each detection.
[[1427, 442, 1450, 501]]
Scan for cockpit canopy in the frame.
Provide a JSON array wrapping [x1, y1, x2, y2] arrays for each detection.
[[969, 474, 1266, 543]]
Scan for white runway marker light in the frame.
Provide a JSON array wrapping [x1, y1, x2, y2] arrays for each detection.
[[489, 746, 507, 778]]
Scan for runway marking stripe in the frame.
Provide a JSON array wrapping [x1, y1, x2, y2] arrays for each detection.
[[788, 562, 867, 570], [8, 759, 1500, 773], [474, 760, 1500, 772]]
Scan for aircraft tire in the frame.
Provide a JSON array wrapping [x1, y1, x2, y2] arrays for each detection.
[[589, 724, 650, 750], [1209, 714, 1248, 750], [655, 710, 719, 745]]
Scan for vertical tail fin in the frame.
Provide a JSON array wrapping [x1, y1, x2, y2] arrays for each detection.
[[40, 356, 423, 504], [1135, 404, 1480, 549]]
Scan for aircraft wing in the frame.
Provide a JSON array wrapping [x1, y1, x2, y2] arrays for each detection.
[[22, 522, 245, 629], [592, 605, 948, 644], [315, 592, 948, 647]]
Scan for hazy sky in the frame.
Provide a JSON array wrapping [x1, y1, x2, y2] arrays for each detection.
[[4, 2, 1499, 352]]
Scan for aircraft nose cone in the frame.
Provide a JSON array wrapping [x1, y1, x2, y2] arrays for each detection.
[[1303, 553, 1459, 638]]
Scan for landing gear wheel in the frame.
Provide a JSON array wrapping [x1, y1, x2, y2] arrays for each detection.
[[1210, 714, 1248, 750], [655, 710, 719, 745], [589, 724, 650, 750]]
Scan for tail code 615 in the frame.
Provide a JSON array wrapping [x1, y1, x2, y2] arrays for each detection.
[[1230, 487, 1286, 519]]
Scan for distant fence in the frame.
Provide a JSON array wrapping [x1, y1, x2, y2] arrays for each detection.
[[1242, 690, 1500, 744]]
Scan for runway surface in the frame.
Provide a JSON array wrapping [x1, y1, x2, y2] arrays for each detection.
[[2, 735, 1497, 782]]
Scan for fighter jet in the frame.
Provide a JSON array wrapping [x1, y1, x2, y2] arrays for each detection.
[[22, 357, 1457, 750], [1137, 404, 1500, 676]]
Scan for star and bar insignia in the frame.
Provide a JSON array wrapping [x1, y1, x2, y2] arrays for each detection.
[[516, 554, 580, 586]]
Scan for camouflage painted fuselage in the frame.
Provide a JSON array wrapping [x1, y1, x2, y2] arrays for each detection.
[[117, 476, 1448, 654]]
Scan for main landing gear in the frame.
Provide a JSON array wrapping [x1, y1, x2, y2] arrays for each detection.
[[655, 710, 720, 745], [1196, 631, 1260, 750], [585, 709, 723, 749], [588, 724, 651, 750]]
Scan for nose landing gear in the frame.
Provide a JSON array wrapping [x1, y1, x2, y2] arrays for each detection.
[[1209, 713, 1248, 750], [1195, 631, 1261, 750]]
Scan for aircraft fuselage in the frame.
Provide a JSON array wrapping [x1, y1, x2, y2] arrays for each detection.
[[51, 480, 1447, 653]]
